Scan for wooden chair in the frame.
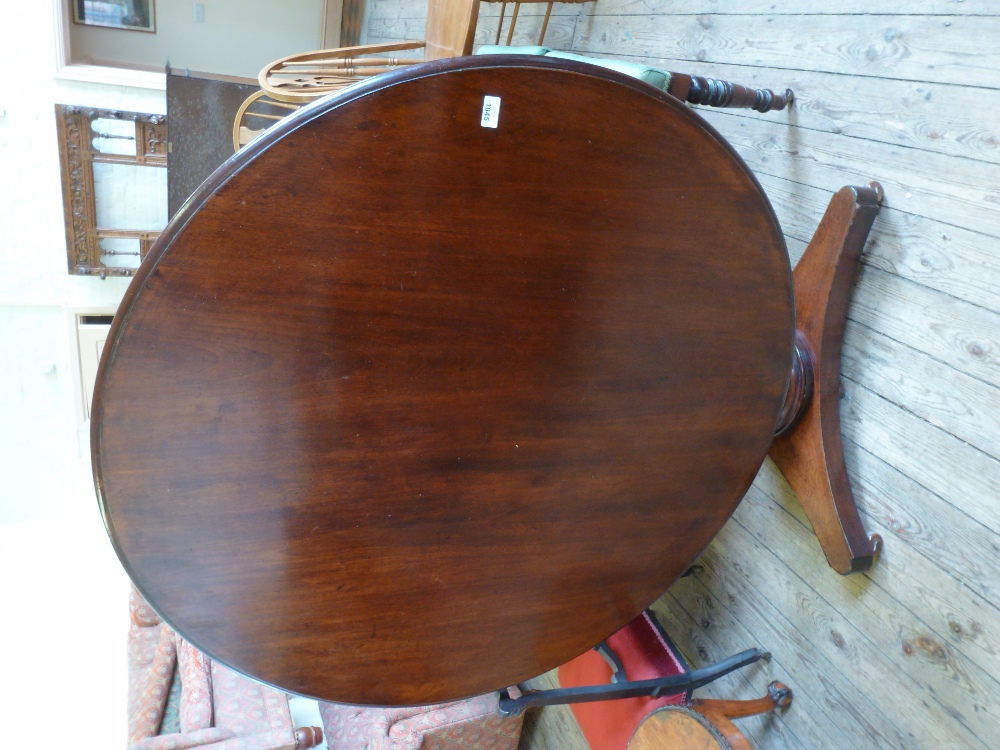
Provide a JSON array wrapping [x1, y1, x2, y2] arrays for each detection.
[[258, 0, 481, 105], [317, 692, 524, 749], [257, 0, 595, 107], [235, 0, 480, 149], [239, 0, 789, 150], [251, 0, 597, 115], [483, 0, 593, 46], [554, 610, 791, 750], [232, 90, 301, 151], [127, 586, 324, 750]]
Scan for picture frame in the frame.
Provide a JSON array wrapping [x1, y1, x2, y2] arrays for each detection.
[[73, 0, 156, 33], [55, 105, 168, 277]]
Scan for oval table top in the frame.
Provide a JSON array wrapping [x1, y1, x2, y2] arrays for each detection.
[[93, 56, 794, 705]]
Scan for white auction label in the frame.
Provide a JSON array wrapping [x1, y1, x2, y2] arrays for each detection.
[[481, 96, 501, 128]]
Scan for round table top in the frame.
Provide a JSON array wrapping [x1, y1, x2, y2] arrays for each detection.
[[93, 56, 793, 705]]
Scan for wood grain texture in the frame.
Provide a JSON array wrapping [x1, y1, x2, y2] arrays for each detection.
[[423, 0, 480, 58], [573, 14, 1000, 89], [759, 175, 1000, 314], [378, 0, 993, 17], [93, 58, 794, 705], [650, 599, 807, 750], [628, 707, 749, 750], [732, 479, 1000, 747], [841, 379, 1000, 537], [846, 266, 1000, 388], [608, 57, 1000, 165], [570, 0, 987, 15], [691, 681, 792, 720], [303, 1, 1000, 745], [842, 322, 1000, 460], [369, 14, 580, 50], [371, 0, 587, 20], [695, 108, 1000, 241], [518, 669, 590, 750], [790, 227, 1000, 463], [661, 567, 917, 750], [769, 184, 883, 574], [693, 531, 990, 749], [826, 445, 1000, 671]]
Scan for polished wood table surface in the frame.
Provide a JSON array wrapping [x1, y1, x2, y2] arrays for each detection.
[[93, 57, 794, 705]]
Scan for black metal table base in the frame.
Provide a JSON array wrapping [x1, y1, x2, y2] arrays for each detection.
[[497, 648, 769, 716]]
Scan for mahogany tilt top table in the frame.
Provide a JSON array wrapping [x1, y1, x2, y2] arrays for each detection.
[[93, 57, 801, 706]]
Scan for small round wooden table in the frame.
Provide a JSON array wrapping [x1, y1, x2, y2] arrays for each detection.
[[93, 57, 794, 705]]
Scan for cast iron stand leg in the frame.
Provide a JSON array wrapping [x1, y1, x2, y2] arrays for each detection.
[[497, 648, 768, 716]]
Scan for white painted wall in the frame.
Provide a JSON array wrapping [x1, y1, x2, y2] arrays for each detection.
[[0, 2, 163, 746], [69, 0, 326, 78]]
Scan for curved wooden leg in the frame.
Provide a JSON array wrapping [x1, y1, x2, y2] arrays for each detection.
[[695, 712, 756, 750], [769, 182, 885, 575], [688, 682, 791, 750], [690, 680, 793, 719]]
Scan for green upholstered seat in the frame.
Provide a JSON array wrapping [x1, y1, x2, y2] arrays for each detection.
[[545, 51, 671, 91], [475, 45, 552, 56], [474, 46, 671, 92]]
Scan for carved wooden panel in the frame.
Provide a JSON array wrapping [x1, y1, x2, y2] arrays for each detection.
[[55, 105, 167, 277]]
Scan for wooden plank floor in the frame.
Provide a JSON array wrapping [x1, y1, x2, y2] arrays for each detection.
[[366, 3, 1000, 747]]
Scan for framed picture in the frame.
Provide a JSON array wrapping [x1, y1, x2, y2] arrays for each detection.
[[73, 0, 155, 33]]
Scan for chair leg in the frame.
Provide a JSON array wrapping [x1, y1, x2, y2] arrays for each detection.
[[676, 74, 794, 113], [495, 2, 506, 45], [506, 2, 521, 45], [690, 681, 793, 719], [687, 681, 791, 750], [691, 711, 756, 750], [538, 2, 553, 45], [498, 648, 769, 716], [295, 726, 324, 749]]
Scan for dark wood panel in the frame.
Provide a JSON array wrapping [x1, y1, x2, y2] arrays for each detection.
[[166, 70, 258, 218]]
